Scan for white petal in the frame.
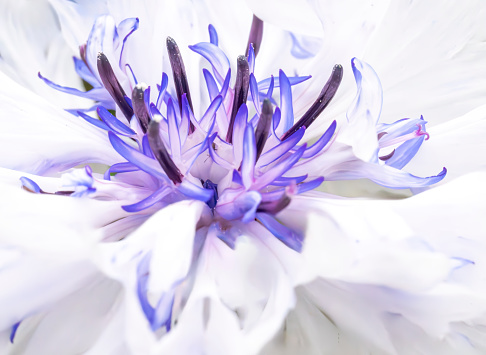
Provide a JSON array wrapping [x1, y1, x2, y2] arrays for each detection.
[[0, 0, 87, 108], [364, 0, 486, 126], [0, 72, 120, 175], [156, 224, 296, 355], [405, 104, 486, 184], [283, 173, 486, 352], [0, 181, 124, 334]]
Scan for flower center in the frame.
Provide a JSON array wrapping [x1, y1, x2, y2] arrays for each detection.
[[26, 17, 346, 252]]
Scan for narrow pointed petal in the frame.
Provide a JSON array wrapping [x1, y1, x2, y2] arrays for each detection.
[[108, 131, 168, 182], [97, 106, 136, 136], [277, 69, 294, 136], [258, 128, 305, 167], [241, 125, 257, 189], [256, 212, 303, 251]]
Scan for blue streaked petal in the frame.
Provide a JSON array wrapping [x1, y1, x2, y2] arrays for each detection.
[[208, 133, 233, 170], [247, 44, 255, 74], [277, 70, 294, 135], [216, 191, 261, 223], [256, 213, 303, 252], [249, 73, 260, 116], [386, 136, 425, 169], [156, 73, 169, 109], [208, 24, 218, 46], [77, 111, 110, 131], [189, 42, 230, 84], [328, 162, 447, 189], [301, 120, 336, 159], [103, 162, 139, 180], [73, 57, 99, 87], [10, 321, 21, 343], [167, 99, 181, 159], [122, 186, 171, 212], [203, 69, 219, 101], [108, 132, 169, 182], [19, 177, 42, 193], [117, 17, 140, 68], [241, 124, 256, 189], [258, 75, 311, 92], [296, 177, 324, 193], [258, 127, 305, 167], [270, 174, 307, 186], [253, 144, 306, 190], [199, 95, 223, 130], [178, 180, 213, 202], [98, 106, 136, 136]]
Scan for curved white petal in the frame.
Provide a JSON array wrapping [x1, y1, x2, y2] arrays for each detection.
[[405, 104, 486, 184], [278, 173, 486, 353], [0, 72, 120, 175], [364, 0, 486, 126], [156, 224, 295, 355], [0, 182, 125, 349], [0, 0, 87, 108]]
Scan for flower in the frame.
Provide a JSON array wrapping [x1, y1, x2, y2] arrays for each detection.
[[1, 1, 486, 354]]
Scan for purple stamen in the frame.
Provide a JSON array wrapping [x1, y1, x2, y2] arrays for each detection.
[[148, 118, 183, 184], [246, 15, 264, 57], [377, 132, 387, 140], [97, 52, 134, 121], [379, 149, 396, 161], [132, 84, 150, 133], [281, 64, 343, 141], [257, 193, 291, 214], [255, 99, 273, 161], [226, 55, 250, 143], [166, 37, 195, 133]]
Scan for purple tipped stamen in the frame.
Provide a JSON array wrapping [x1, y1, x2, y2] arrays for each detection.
[[226, 55, 250, 143], [97, 52, 134, 121], [379, 149, 395, 161], [132, 84, 150, 133], [148, 119, 183, 184], [246, 15, 264, 57], [166, 37, 195, 133], [257, 193, 291, 214], [255, 99, 273, 161], [281, 64, 343, 141]]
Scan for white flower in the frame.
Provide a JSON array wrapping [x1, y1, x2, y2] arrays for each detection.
[[0, 1, 486, 354]]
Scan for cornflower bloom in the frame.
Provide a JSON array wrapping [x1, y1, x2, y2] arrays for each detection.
[[1, 1, 486, 354]]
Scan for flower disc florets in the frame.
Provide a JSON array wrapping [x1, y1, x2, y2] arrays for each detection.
[[27, 15, 446, 255]]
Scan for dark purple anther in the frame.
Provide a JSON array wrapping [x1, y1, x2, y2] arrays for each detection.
[[132, 84, 150, 133], [166, 37, 195, 133], [148, 118, 183, 184], [97, 52, 134, 121], [203, 179, 219, 209], [377, 132, 387, 140], [226, 56, 250, 143], [257, 194, 291, 215], [79, 44, 89, 69], [255, 99, 273, 161], [379, 149, 395, 161], [281, 64, 343, 141], [246, 15, 264, 57]]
